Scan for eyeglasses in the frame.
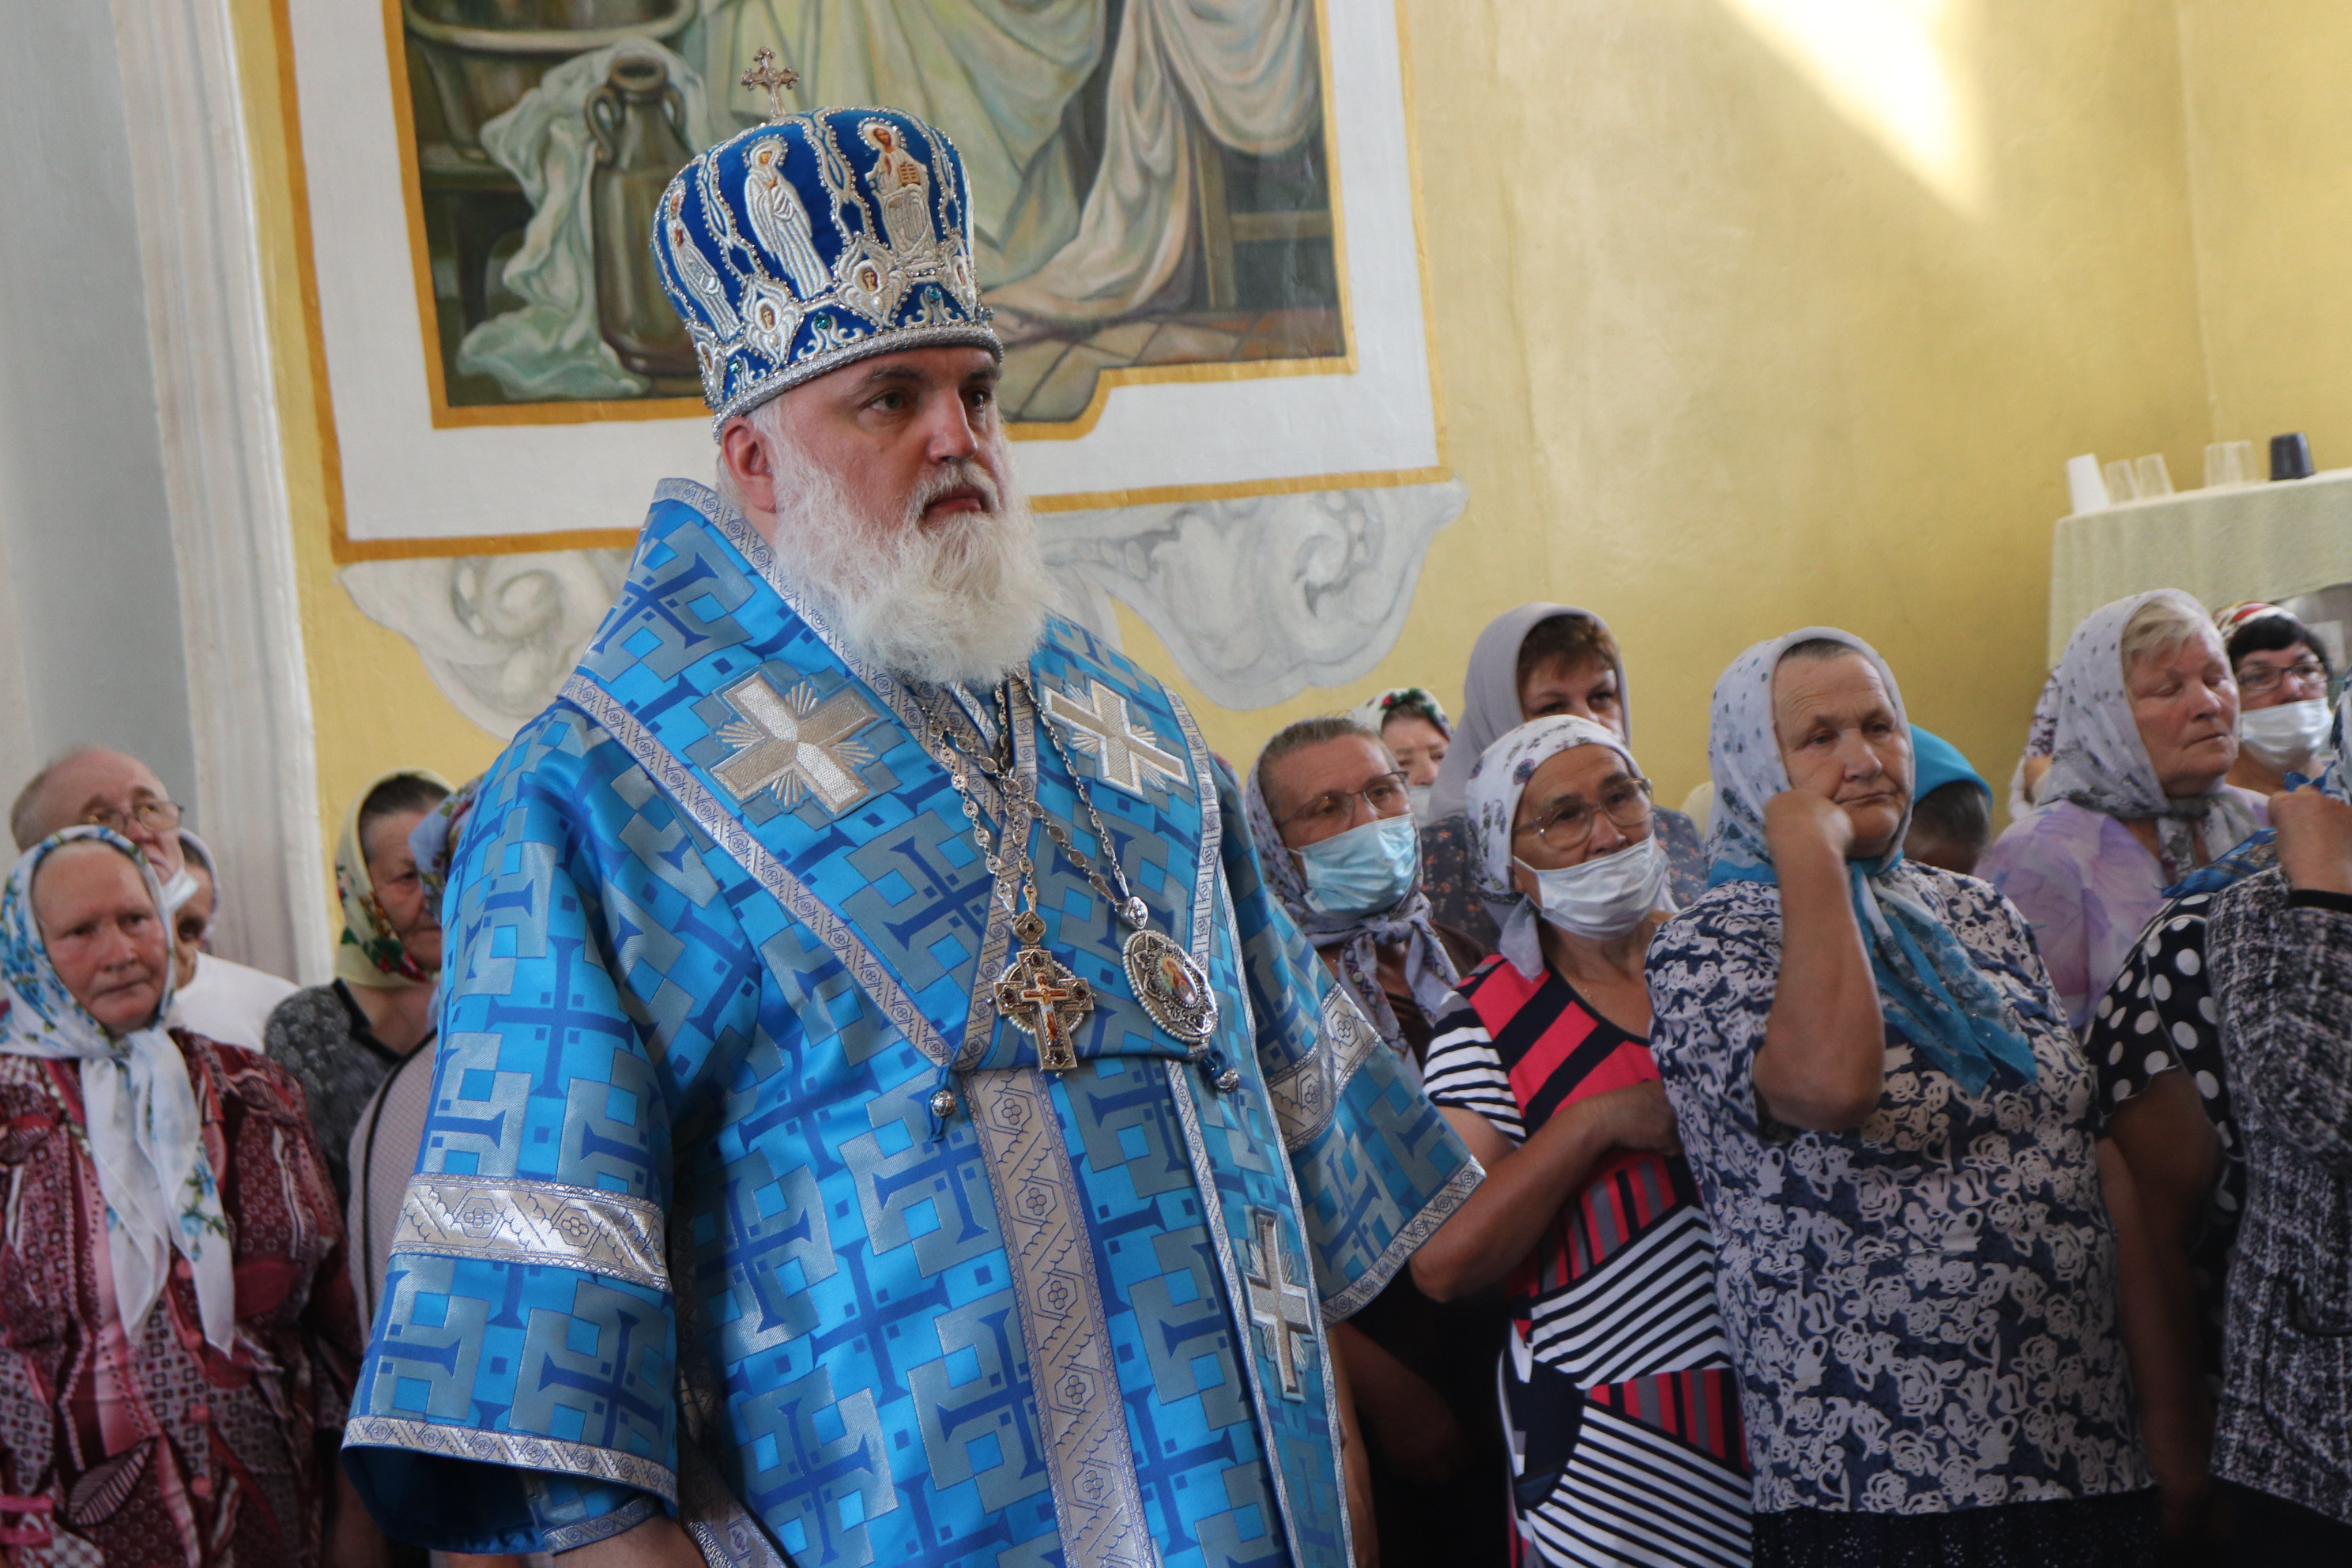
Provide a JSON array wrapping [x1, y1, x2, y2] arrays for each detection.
[[81, 799, 183, 836], [1512, 777, 1655, 852], [2237, 658, 2328, 698], [1278, 771, 1411, 833]]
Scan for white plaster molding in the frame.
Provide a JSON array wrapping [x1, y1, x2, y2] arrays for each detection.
[[342, 483, 1464, 736], [1041, 481, 1468, 709], [111, 0, 332, 984], [341, 550, 632, 741]]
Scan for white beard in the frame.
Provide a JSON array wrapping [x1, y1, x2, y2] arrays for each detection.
[[755, 423, 1051, 687]]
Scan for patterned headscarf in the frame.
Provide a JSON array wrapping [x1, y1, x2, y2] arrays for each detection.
[[0, 828, 236, 1348], [1244, 739, 1460, 1069], [2214, 600, 2293, 642], [337, 768, 455, 990], [2043, 592, 2260, 883], [1427, 604, 1630, 827], [1348, 688, 1450, 738], [1707, 629, 2040, 1096], [2007, 671, 2063, 822], [1464, 716, 1643, 978], [407, 775, 483, 906]]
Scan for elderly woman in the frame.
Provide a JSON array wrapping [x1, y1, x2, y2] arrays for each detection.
[[2085, 685, 2352, 1555], [0, 827, 371, 1564], [1979, 590, 2267, 1031], [2216, 601, 2335, 797], [1244, 717, 1504, 1566], [1349, 687, 1453, 816], [266, 768, 450, 1201], [1424, 605, 1708, 949], [1414, 716, 1750, 1568], [1648, 629, 2173, 1566]]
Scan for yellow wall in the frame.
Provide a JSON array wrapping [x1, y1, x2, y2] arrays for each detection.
[[233, 0, 2241, 894], [2177, 0, 2352, 478]]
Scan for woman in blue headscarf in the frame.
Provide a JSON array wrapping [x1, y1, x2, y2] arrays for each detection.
[[1645, 628, 2180, 1567]]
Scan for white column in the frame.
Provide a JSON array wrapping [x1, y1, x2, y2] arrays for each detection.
[[109, 0, 330, 983]]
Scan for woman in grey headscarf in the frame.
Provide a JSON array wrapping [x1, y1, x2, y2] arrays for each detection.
[[1423, 605, 1706, 948], [1978, 590, 2267, 1029]]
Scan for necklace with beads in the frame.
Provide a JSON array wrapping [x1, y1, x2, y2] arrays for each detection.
[[924, 672, 1217, 1073]]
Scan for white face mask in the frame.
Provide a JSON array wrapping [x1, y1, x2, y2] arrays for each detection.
[[1515, 834, 1672, 940], [1406, 783, 1436, 824], [160, 865, 199, 914], [2239, 697, 2333, 771]]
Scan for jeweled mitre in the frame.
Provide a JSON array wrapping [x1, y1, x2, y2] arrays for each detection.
[[650, 107, 1001, 432]]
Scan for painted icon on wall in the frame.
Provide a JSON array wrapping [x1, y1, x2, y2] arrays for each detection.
[[393, 0, 1348, 428]]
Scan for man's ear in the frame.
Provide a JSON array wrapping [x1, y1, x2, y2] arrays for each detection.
[[719, 416, 777, 518]]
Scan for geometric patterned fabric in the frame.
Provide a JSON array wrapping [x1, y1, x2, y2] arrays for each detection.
[[341, 482, 1479, 1566]]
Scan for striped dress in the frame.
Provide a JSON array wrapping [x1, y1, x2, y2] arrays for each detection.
[[1424, 956, 1750, 1568]]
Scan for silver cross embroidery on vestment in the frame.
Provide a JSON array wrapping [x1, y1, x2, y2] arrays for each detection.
[[1243, 1208, 1317, 1400], [1042, 679, 1188, 798], [713, 673, 880, 813]]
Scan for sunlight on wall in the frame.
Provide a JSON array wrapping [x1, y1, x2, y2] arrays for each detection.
[[1719, 0, 1981, 215]]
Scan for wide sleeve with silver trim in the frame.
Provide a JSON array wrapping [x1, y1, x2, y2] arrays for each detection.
[[1210, 759, 1482, 1323], [341, 710, 724, 1555]]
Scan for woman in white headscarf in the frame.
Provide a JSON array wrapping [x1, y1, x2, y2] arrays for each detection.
[[1413, 716, 1749, 1567], [0, 827, 370, 1564], [1978, 590, 2267, 1030], [1647, 628, 2180, 1566], [1422, 605, 1707, 950]]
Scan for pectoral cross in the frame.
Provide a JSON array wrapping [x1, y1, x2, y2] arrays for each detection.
[[1044, 679, 1188, 798], [713, 673, 878, 814], [741, 48, 799, 123], [1243, 1208, 1317, 1400], [993, 941, 1094, 1072]]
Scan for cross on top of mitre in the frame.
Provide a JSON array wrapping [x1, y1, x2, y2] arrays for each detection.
[[741, 48, 799, 122]]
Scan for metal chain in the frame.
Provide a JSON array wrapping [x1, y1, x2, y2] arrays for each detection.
[[1011, 673, 1152, 931], [926, 673, 1158, 935]]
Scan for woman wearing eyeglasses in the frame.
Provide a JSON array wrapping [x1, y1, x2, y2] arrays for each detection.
[[1412, 715, 1750, 1568], [2218, 601, 2335, 797], [1243, 715, 1508, 1568]]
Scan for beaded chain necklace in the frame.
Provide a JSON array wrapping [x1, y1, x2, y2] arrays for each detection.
[[925, 672, 1219, 1078]]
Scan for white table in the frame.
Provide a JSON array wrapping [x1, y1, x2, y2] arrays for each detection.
[[2048, 467, 2352, 665]]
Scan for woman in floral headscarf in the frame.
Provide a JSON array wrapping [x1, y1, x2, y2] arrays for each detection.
[[1414, 716, 1749, 1568], [0, 827, 369, 1564], [1646, 629, 2174, 1566], [1979, 590, 2267, 1031], [264, 768, 451, 1201]]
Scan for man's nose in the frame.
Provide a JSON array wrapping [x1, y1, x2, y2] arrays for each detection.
[[922, 396, 980, 464]]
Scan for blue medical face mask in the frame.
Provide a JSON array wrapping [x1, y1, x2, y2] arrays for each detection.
[[1297, 815, 1419, 918]]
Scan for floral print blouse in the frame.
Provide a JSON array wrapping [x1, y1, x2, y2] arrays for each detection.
[[1646, 867, 2150, 1516]]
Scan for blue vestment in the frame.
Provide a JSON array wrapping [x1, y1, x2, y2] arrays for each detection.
[[342, 481, 1479, 1566]]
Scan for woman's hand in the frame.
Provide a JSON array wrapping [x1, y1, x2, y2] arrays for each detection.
[[2275, 785, 2352, 896], [1762, 787, 1856, 866], [1594, 1080, 1681, 1156]]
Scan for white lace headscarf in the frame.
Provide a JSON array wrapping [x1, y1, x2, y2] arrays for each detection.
[[0, 827, 235, 1348]]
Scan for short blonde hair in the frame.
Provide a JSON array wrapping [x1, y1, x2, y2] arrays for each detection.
[[2118, 590, 2214, 673]]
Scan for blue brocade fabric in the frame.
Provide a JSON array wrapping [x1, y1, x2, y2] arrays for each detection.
[[341, 481, 1479, 1566]]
